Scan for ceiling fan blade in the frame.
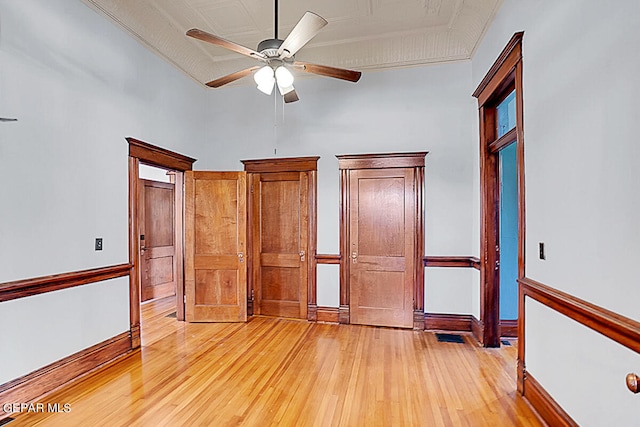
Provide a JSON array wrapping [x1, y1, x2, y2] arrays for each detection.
[[277, 12, 327, 59], [283, 89, 300, 103], [205, 66, 260, 88], [295, 61, 362, 83], [186, 28, 265, 60]]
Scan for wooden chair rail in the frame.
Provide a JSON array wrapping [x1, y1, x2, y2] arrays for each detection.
[[423, 256, 480, 269], [519, 277, 640, 354], [316, 254, 341, 264], [0, 264, 131, 302]]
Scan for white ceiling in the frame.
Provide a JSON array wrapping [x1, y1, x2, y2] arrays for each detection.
[[80, 0, 502, 87]]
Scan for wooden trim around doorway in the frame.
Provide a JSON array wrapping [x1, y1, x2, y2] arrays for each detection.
[[242, 156, 318, 321], [473, 33, 524, 104], [473, 32, 525, 348], [337, 152, 426, 170], [241, 156, 320, 173], [337, 152, 427, 329], [128, 138, 195, 346], [128, 137, 196, 171]]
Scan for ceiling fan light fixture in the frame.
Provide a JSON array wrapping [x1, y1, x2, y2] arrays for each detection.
[[254, 65, 275, 95], [254, 65, 274, 85], [275, 66, 294, 87], [257, 78, 275, 95], [275, 66, 295, 96], [277, 82, 294, 96]]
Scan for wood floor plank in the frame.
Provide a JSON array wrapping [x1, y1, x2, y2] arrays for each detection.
[[7, 297, 542, 426]]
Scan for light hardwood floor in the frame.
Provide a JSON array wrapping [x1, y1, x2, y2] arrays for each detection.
[[8, 297, 542, 426]]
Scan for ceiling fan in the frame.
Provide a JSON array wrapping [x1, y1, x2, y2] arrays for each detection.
[[186, 0, 362, 103]]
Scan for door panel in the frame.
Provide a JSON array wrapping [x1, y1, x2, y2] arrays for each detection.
[[195, 270, 239, 305], [261, 267, 300, 300], [349, 168, 415, 328], [355, 271, 405, 308], [252, 172, 308, 319], [356, 177, 405, 256], [260, 177, 300, 253], [140, 180, 176, 302], [185, 171, 247, 322]]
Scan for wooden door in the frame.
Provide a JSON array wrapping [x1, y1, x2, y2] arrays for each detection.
[[139, 179, 176, 302], [185, 171, 247, 322], [349, 168, 416, 328], [251, 172, 308, 318]]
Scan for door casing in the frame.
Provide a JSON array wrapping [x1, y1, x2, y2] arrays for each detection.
[[337, 152, 427, 330], [242, 157, 318, 320], [473, 32, 525, 350], [128, 137, 196, 347], [348, 167, 416, 328]]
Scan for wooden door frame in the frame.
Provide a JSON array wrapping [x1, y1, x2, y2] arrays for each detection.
[[336, 152, 427, 330], [127, 137, 196, 347], [241, 156, 319, 320], [472, 32, 525, 349]]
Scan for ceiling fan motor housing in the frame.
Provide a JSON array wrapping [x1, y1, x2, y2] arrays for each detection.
[[257, 38, 288, 59]]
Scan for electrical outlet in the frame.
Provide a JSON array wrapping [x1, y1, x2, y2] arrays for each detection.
[[95, 238, 103, 251], [539, 242, 545, 260]]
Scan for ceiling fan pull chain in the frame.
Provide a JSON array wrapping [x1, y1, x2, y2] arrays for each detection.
[[273, 90, 278, 155]]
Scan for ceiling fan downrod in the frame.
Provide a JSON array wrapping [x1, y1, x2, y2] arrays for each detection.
[[274, 0, 278, 40]]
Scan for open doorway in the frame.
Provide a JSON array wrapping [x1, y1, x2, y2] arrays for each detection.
[[127, 137, 196, 348], [497, 94, 518, 338], [139, 164, 177, 305], [473, 33, 525, 348]]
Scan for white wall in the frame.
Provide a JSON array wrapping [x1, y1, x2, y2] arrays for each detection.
[[0, 0, 208, 383], [526, 299, 639, 426], [472, 0, 640, 423], [195, 63, 478, 312], [0, 277, 129, 384]]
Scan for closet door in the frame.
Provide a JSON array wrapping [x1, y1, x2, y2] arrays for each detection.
[[348, 167, 416, 328], [251, 172, 309, 318], [243, 156, 318, 320], [184, 171, 247, 322]]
